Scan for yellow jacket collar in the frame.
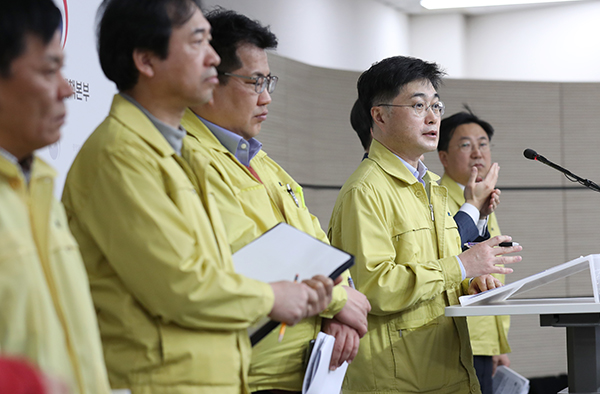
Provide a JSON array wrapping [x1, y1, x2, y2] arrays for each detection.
[[182, 109, 229, 153], [111, 94, 175, 158], [182, 109, 269, 164], [369, 139, 440, 185], [440, 173, 465, 204], [0, 154, 55, 181]]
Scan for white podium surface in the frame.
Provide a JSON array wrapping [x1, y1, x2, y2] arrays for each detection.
[[447, 297, 600, 394], [446, 297, 600, 317]]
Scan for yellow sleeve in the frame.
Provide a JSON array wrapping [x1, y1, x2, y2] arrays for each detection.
[[71, 146, 273, 331], [328, 186, 462, 316]]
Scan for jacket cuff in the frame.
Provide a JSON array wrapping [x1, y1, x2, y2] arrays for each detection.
[[319, 285, 348, 318], [440, 256, 463, 291], [250, 280, 276, 326]]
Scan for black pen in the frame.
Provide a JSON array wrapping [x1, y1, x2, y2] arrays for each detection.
[[463, 241, 520, 249]]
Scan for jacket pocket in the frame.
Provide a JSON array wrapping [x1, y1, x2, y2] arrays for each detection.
[[156, 323, 242, 387], [388, 313, 466, 391]]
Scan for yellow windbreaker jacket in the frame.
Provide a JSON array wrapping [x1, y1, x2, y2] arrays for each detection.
[[181, 110, 348, 392], [0, 155, 110, 394], [328, 140, 480, 394], [62, 95, 274, 394], [440, 174, 511, 356]]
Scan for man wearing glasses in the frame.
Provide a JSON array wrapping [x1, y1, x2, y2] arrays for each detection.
[[438, 109, 510, 394], [328, 56, 522, 393], [181, 9, 371, 394]]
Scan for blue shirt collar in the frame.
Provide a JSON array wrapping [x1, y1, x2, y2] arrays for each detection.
[[395, 154, 428, 186], [197, 116, 262, 167]]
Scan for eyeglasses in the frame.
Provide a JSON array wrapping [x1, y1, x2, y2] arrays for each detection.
[[457, 141, 490, 153], [220, 72, 278, 94], [375, 101, 445, 118]]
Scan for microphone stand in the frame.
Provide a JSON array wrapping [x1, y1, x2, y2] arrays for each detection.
[[536, 156, 600, 193]]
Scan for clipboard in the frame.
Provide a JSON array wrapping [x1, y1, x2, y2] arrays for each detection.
[[232, 223, 354, 345], [459, 254, 600, 306]]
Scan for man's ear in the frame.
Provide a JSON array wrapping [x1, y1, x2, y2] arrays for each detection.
[[438, 150, 449, 169], [371, 106, 386, 129], [132, 49, 156, 79]]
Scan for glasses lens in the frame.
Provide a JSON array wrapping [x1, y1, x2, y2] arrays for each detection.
[[413, 102, 426, 117], [434, 102, 445, 117], [267, 76, 278, 94], [254, 76, 266, 94]]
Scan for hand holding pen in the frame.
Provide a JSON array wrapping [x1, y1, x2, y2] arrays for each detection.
[[459, 235, 522, 278], [268, 275, 334, 336]]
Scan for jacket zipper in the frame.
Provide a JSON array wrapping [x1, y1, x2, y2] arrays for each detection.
[[429, 203, 434, 221]]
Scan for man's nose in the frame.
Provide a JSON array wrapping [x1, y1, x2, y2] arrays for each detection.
[[258, 88, 272, 106]]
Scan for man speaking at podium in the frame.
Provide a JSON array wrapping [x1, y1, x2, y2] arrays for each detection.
[[438, 109, 511, 394], [329, 56, 522, 394]]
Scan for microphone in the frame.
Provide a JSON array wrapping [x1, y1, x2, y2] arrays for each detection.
[[523, 148, 553, 166], [523, 148, 600, 192], [523, 148, 539, 161]]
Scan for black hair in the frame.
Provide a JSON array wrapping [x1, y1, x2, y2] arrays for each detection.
[[0, 0, 61, 78], [438, 105, 494, 152], [350, 98, 372, 151], [97, 0, 203, 91], [357, 56, 445, 128], [205, 8, 277, 84]]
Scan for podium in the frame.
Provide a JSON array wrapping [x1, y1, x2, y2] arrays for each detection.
[[446, 254, 600, 394]]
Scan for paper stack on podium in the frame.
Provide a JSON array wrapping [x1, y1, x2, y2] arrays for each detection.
[[302, 332, 348, 394], [459, 254, 600, 306], [232, 223, 354, 345]]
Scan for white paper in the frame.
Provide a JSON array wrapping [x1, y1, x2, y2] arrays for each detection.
[[302, 332, 348, 394], [492, 365, 529, 394], [233, 223, 353, 283]]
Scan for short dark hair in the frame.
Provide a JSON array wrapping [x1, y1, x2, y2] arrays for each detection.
[[97, 0, 202, 91], [0, 0, 61, 78], [438, 105, 494, 152], [205, 8, 277, 84], [350, 98, 372, 151], [357, 56, 445, 128]]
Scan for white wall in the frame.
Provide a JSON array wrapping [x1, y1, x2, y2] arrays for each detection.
[[204, 0, 600, 82], [464, 1, 600, 82], [202, 0, 410, 71], [410, 13, 466, 77]]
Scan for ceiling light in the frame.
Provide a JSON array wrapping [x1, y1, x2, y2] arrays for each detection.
[[421, 0, 584, 10]]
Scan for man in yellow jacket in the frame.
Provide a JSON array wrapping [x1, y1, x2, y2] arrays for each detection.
[[180, 9, 371, 394], [0, 1, 111, 393], [438, 109, 511, 394], [62, 1, 334, 393], [328, 56, 522, 394]]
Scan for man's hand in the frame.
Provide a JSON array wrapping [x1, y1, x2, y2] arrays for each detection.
[[464, 162, 499, 212], [322, 319, 361, 370], [468, 274, 503, 295], [302, 275, 334, 315], [492, 354, 511, 376], [480, 188, 501, 218], [460, 235, 522, 278], [268, 275, 333, 325], [333, 286, 371, 337]]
